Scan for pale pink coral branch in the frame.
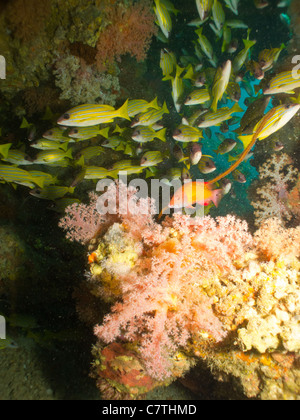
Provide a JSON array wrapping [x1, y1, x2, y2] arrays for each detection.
[[252, 153, 299, 226]]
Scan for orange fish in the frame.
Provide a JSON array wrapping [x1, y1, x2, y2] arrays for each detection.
[[158, 181, 222, 218]]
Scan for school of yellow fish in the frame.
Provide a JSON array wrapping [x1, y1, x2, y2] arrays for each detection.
[[0, 0, 299, 211]]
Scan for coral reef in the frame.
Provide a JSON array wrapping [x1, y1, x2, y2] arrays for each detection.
[[0, 0, 156, 111], [60, 182, 300, 399], [54, 53, 120, 106], [251, 153, 299, 226], [95, 0, 157, 71]]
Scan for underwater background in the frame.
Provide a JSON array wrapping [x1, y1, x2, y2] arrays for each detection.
[[0, 0, 299, 400]]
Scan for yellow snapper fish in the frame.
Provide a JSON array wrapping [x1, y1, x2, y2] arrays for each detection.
[[140, 150, 164, 166], [172, 124, 203, 142], [163, 65, 184, 112], [34, 148, 73, 164], [78, 146, 104, 162], [195, 27, 214, 60], [30, 185, 75, 201], [226, 19, 248, 29], [197, 103, 243, 128], [223, 0, 239, 15], [109, 160, 145, 176], [84, 166, 111, 180], [0, 165, 45, 189], [263, 69, 300, 95], [30, 139, 69, 151], [130, 102, 169, 127], [195, 0, 213, 21], [211, 60, 232, 112], [127, 97, 160, 117], [154, 0, 172, 38], [221, 23, 231, 53], [0, 143, 12, 160], [1, 149, 33, 165], [232, 31, 256, 73], [68, 126, 109, 140], [160, 49, 177, 77], [209, 103, 300, 186], [57, 100, 130, 127], [212, 0, 225, 31], [27, 171, 57, 186], [184, 88, 211, 105], [258, 43, 285, 71], [102, 136, 124, 149], [43, 127, 69, 142], [131, 126, 166, 143], [238, 103, 300, 147], [160, 0, 180, 15]]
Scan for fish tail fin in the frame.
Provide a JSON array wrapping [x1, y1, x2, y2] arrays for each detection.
[[162, 101, 169, 115], [175, 64, 185, 78], [59, 142, 69, 152], [280, 42, 285, 51], [31, 176, 46, 189], [76, 155, 85, 167], [162, 74, 173, 82], [238, 134, 253, 149], [211, 98, 218, 113], [0, 143, 12, 159], [243, 39, 256, 50], [183, 63, 194, 80], [232, 103, 244, 113], [117, 99, 130, 121], [65, 148, 73, 160], [211, 188, 223, 208], [150, 96, 160, 110], [195, 27, 203, 37], [99, 127, 110, 138], [156, 127, 167, 142]]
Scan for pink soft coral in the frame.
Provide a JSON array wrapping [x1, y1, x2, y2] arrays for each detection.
[[251, 153, 299, 226], [96, 0, 157, 71], [93, 206, 252, 380]]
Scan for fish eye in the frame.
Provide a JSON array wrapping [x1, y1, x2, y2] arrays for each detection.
[[48, 130, 53, 135], [73, 128, 78, 133], [63, 113, 70, 120]]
